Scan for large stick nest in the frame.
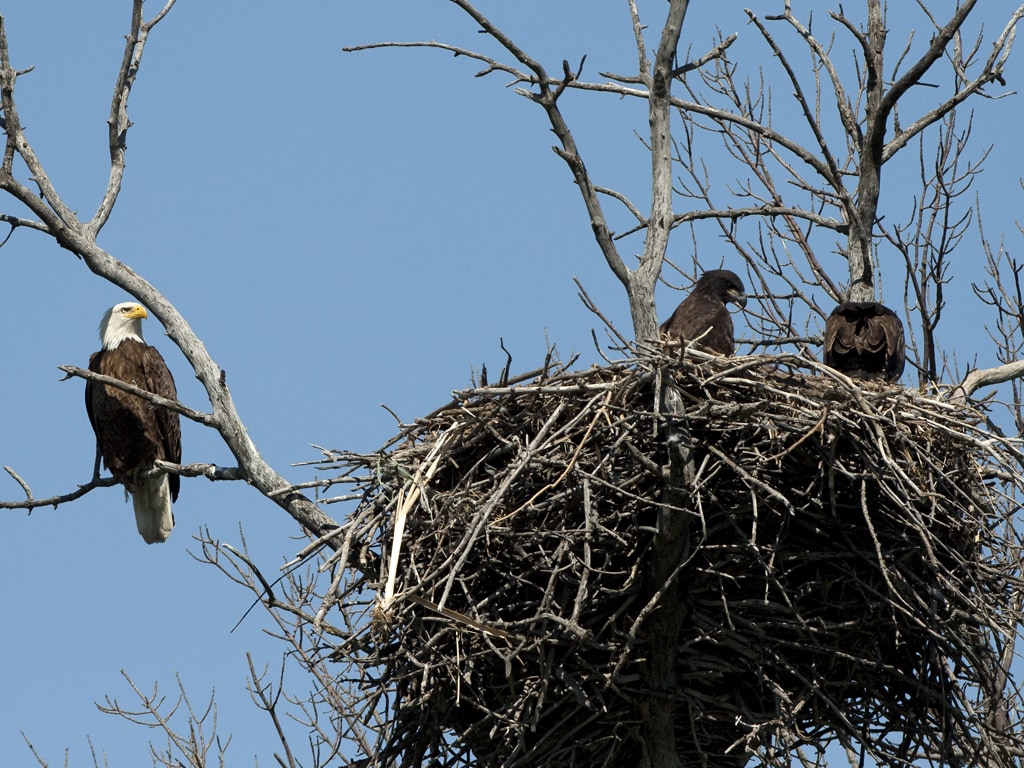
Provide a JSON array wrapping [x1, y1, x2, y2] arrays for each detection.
[[318, 352, 1024, 767]]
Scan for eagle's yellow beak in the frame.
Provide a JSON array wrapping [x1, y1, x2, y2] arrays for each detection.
[[125, 304, 148, 320]]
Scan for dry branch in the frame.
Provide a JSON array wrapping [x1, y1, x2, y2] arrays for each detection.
[[58, 365, 217, 427], [0, 466, 118, 511]]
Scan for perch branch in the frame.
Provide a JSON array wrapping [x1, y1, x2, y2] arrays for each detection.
[[58, 365, 218, 427]]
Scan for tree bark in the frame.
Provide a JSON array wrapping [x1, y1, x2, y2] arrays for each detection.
[[638, 5, 691, 765]]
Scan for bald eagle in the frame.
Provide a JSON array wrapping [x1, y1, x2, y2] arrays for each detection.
[[86, 302, 181, 544], [660, 269, 748, 355], [823, 301, 905, 383]]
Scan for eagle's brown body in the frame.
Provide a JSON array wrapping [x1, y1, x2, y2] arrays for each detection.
[[86, 303, 181, 543], [823, 301, 906, 383], [660, 269, 748, 356]]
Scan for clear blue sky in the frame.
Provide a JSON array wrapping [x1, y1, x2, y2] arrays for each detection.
[[1, 2, 1023, 764]]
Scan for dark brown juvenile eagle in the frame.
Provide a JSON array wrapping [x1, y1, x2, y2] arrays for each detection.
[[823, 301, 905, 383], [660, 269, 748, 355], [86, 302, 182, 544]]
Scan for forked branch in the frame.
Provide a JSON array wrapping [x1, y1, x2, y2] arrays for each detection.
[[89, 0, 178, 236]]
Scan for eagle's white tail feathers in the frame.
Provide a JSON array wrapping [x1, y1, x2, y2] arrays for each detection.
[[131, 472, 175, 544]]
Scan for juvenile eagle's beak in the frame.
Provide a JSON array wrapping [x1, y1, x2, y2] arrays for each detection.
[[728, 289, 748, 309]]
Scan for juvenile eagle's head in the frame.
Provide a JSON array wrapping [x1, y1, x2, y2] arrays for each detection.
[[99, 302, 148, 350], [697, 269, 748, 309]]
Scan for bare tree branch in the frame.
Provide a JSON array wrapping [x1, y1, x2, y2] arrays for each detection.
[[882, 3, 1024, 161], [58, 364, 218, 427], [153, 460, 245, 482], [96, 669, 231, 768], [0, 459, 242, 512], [0, 466, 117, 511], [953, 360, 1024, 402], [88, 0, 178, 237], [245, 654, 298, 768], [343, 40, 532, 85]]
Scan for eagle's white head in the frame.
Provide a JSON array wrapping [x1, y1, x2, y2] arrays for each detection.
[[100, 301, 148, 350]]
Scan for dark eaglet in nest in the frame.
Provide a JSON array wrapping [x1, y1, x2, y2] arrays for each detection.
[[823, 301, 906, 383], [660, 269, 748, 355]]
